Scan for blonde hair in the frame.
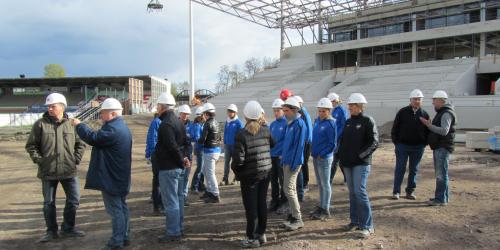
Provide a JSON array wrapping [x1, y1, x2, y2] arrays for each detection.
[[245, 118, 261, 135]]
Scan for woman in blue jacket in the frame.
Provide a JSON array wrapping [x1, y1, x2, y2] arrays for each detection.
[[328, 92, 349, 185], [190, 106, 205, 192], [310, 98, 336, 221]]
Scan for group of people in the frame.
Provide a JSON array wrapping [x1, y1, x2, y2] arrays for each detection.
[[25, 86, 456, 249]]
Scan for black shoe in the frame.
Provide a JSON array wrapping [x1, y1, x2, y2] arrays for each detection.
[[101, 244, 124, 250], [38, 231, 59, 243], [280, 214, 294, 228], [123, 239, 130, 247], [298, 196, 304, 203], [268, 201, 279, 212], [204, 193, 220, 203], [60, 229, 86, 238], [256, 233, 267, 245], [309, 206, 322, 216], [184, 200, 190, 207], [199, 192, 209, 200], [158, 235, 182, 243]]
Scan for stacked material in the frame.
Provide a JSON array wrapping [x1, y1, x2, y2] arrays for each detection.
[[488, 126, 500, 151], [465, 132, 491, 150]]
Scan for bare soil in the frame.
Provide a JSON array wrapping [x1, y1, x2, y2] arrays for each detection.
[[1, 116, 499, 250]]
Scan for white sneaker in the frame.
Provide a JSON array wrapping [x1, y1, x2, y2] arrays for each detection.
[[392, 193, 400, 200], [357, 228, 374, 239]]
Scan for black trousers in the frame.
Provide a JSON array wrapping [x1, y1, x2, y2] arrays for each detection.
[[240, 176, 270, 239], [151, 165, 163, 209], [330, 156, 346, 184], [301, 142, 311, 187], [270, 157, 287, 205]]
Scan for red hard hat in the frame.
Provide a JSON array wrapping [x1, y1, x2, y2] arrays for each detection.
[[280, 89, 293, 101]]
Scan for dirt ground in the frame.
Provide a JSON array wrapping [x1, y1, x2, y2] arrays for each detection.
[[1, 115, 500, 250]]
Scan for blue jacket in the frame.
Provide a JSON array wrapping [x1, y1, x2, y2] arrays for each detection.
[[270, 116, 287, 157], [184, 120, 194, 159], [76, 117, 132, 197], [192, 121, 203, 153], [299, 106, 313, 143], [224, 118, 243, 145], [332, 105, 349, 146], [145, 117, 161, 159], [281, 115, 307, 171], [311, 117, 337, 159]]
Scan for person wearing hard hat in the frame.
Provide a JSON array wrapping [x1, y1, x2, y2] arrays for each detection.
[[178, 104, 194, 206], [280, 89, 293, 101], [419, 90, 456, 206], [222, 104, 243, 186], [390, 89, 430, 200], [26, 93, 87, 243], [291, 95, 313, 201], [268, 98, 288, 213], [146, 105, 163, 215], [198, 102, 223, 203], [327, 92, 349, 185], [231, 100, 274, 248], [190, 106, 206, 193], [149, 93, 191, 243], [280, 97, 307, 231], [336, 93, 378, 239], [72, 98, 132, 249], [310, 98, 337, 221]]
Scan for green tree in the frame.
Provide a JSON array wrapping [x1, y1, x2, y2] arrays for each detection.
[[44, 64, 66, 78]]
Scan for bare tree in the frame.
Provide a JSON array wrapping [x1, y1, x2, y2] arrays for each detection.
[[243, 57, 261, 79], [216, 65, 230, 94], [262, 57, 280, 69]]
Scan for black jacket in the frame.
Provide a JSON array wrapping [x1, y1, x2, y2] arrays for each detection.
[[152, 110, 189, 171], [428, 104, 456, 152], [198, 117, 221, 148], [337, 113, 379, 168], [391, 105, 429, 145], [231, 126, 274, 182]]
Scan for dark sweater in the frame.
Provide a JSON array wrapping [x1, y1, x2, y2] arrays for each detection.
[[391, 105, 430, 145], [153, 111, 189, 171], [337, 113, 379, 168]]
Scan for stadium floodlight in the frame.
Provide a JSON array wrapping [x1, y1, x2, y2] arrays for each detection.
[[147, 0, 164, 12]]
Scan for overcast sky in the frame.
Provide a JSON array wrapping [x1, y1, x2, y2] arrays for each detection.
[[0, 0, 283, 90]]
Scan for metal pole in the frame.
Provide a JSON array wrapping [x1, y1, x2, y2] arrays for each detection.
[[189, 0, 195, 105]]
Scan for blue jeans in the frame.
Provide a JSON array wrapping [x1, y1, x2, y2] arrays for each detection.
[[392, 144, 425, 194], [159, 168, 185, 237], [102, 192, 130, 247], [223, 144, 234, 181], [182, 167, 191, 200], [313, 157, 333, 211], [42, 177, 80, 233], [344, 165, 373, 230], [190, 151, 204, 191], [433, 148, 450, 203]]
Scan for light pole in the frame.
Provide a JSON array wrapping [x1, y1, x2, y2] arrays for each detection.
[[148, 0, 195, 105]]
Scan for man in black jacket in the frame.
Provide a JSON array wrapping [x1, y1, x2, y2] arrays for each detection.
[[420, 90, 456, 206], [391, 89, 429, 200], [153, 93, 191, 243]]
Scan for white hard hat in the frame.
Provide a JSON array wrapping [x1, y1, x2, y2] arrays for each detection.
[[45, 93, 67, 107], [409, 89, 424, 98], [101, 98, 123, 110], [347, 93, 368, 104], [227, 104, 238, 112], [284, 96, 301, 109], [317, 97, 333, 109], [178, 104, 191, 114], [261, 108, 265, 114], [157, 92, 176, 106], [432, 90, 448, 99], [327, 92, 340, 102], [203, 102, 216, 113], [243, 100, 262, 120], [293, 96, 304, 103], [195, 106, 204, 116], [272, 98, 285, 109]]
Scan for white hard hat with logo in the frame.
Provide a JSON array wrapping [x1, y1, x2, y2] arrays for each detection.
[[227, 104, 238, 112], [283, 97, 301, 109], [45, 93, 67, 107], [347, 93, 368, 104], [317, 97, 333, 109], [157, 92, 176, 106], [203, 102, 216, 113], [178, 104, 191, 114], [195, 106, 204, 116], [101, 98, 123, 110], [293, 95, 304, 103], [409, 89, 424, 98], [272, 98, 285, 109], [432, 90, 448, 99], [243, 100, 262, 120], [327, 92, 340, 102]]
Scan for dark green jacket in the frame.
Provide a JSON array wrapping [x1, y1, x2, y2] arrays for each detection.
[[25, 112, 86, 180]]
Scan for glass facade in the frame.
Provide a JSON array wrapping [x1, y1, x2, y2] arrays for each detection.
[[416, 3, 480, 30], [328, 25, 357, 43], [417, 35, 480, 62], [486, 32, 500, 55], [331, 50, 357, 68], [360, 15, 411, 39], [486, 0, 500, 20]]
